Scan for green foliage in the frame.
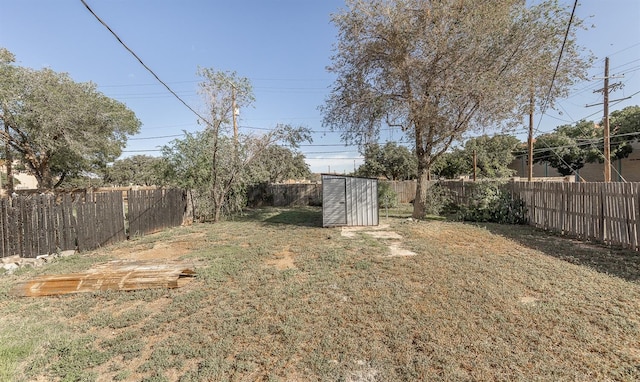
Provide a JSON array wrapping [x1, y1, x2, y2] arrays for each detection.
[[356, 142, 417, 180], [452, 181, 528, 224], [104, 155, 165, 186], [534, 108, 640, 177], [534, 120, 604, 176], [250, 145, 311, 183], [431, 150, 467, 179], [433, 135, 520, 179], [603, 105, 640, 162], [159, 66, 313, 222], [321, 0, 590, 218], [463, 135, 520, 178], [377, 181, 398, 208], [422, 182, 451, 216], [0, 49, 141, 189]]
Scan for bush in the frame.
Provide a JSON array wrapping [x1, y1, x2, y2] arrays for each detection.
[[423, 182, 451, 216], [451, 181, 528, 224], [378, 182, 398, 209]]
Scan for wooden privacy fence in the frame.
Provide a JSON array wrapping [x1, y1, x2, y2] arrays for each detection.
[[249, 181, 414, 207], [385, 180, 417, 203], [127, 188, 187, 237], [511, 182, 639, 250], [440, 180, 640, 251], [0, 188, 187, 258]]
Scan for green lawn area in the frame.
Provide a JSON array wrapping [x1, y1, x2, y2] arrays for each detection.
[[1, 206, 639, 381]]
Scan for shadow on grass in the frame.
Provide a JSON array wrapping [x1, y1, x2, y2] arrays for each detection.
[[239, 207, 323, 227], [480, 222, 640, 284]]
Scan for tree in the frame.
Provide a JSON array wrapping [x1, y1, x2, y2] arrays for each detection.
[[532, 121, 597, 177], [0, 48, 16, 194], [163, 67, 311, 222], [603, 105, 640, 163], [104, 155, 165, 186], [463, 135, 520, 178], [160, 125, 311, 222], [251, 145, 311, 183], [321, 0, 589, 218], [355, 142, 417, 180], [0, 49, 141, 189], [431, 149, 467, 179]]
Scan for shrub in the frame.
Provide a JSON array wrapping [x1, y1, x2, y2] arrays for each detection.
[[451, 181, 528, 224], [378, 182, 398, 209], [423, 182, 451, 216]]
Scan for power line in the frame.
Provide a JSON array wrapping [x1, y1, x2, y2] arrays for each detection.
[[79, 0, 211, 127]]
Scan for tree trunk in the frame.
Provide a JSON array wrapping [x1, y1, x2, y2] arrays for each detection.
[[4, 128, 13, 194], [38, 165, 54, 190], [412, 163, 430, 219]]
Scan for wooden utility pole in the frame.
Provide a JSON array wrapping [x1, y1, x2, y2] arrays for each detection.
[[603, 57, 611, 182], [587, 57, 630, 182], [528, 96, 534, 182], [231, 84, 238, 147]]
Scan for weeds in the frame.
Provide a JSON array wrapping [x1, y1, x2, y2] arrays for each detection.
[[0, 207, 638, 381]]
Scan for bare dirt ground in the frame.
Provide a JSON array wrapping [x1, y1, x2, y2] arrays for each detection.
[[108, 232, 208, 261]]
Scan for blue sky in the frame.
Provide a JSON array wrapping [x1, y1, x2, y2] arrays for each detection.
[[1, 0, 639, 174]]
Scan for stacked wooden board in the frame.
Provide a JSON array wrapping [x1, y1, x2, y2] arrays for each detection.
[[10, 260, 196, 297]]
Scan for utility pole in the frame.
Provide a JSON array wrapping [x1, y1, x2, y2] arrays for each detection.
[[231, 84, 238, 146], [588, 57, 629, 182], [603, 57, 611, 182]]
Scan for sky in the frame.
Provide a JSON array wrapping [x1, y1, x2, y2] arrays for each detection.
[[0, 0, 639, 174]]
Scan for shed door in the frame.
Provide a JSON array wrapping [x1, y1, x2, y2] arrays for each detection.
[[324, 178, 347, 226]]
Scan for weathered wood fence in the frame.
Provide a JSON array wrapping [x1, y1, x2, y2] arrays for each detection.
[[511, 182, 639, 250], [386, 180, 417, 203], [0, 188, 187, 258], [440, 180, 640, 251]]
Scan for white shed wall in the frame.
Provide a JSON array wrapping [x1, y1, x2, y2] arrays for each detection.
[[322, 175, 378, 227]]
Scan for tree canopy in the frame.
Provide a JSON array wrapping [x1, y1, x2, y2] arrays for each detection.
[[0, 48, 140, 190], [321, 0, 589, 218], [104, 155, 165, 187], [355, 142, 417, 180], [534, 106, 640, 177]]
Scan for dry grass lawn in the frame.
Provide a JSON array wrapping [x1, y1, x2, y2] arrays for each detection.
[[0, 206, 639, 381]]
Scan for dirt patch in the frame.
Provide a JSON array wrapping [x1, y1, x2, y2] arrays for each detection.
[[519, 296, 539, 305], [110, 232, 206, 261], [265, 246, 297, 270], [341, 224, 391, 238], [341, 225, 417, 258], [386, 242, 417, 257]]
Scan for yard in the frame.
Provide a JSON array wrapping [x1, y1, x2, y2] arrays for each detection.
[[0, 206, 639, 381]]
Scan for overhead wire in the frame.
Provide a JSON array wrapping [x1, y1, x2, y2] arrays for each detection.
[[79, 0, 211, 127]]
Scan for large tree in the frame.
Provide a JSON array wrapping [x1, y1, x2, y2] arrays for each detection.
[[602, 105, 640, 163], [0, 49, 140, 189], [321, 0, 589, 218], [463, 134, 520, 179]]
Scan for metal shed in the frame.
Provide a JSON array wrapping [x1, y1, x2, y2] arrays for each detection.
[[322, 175, 379, 227]]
